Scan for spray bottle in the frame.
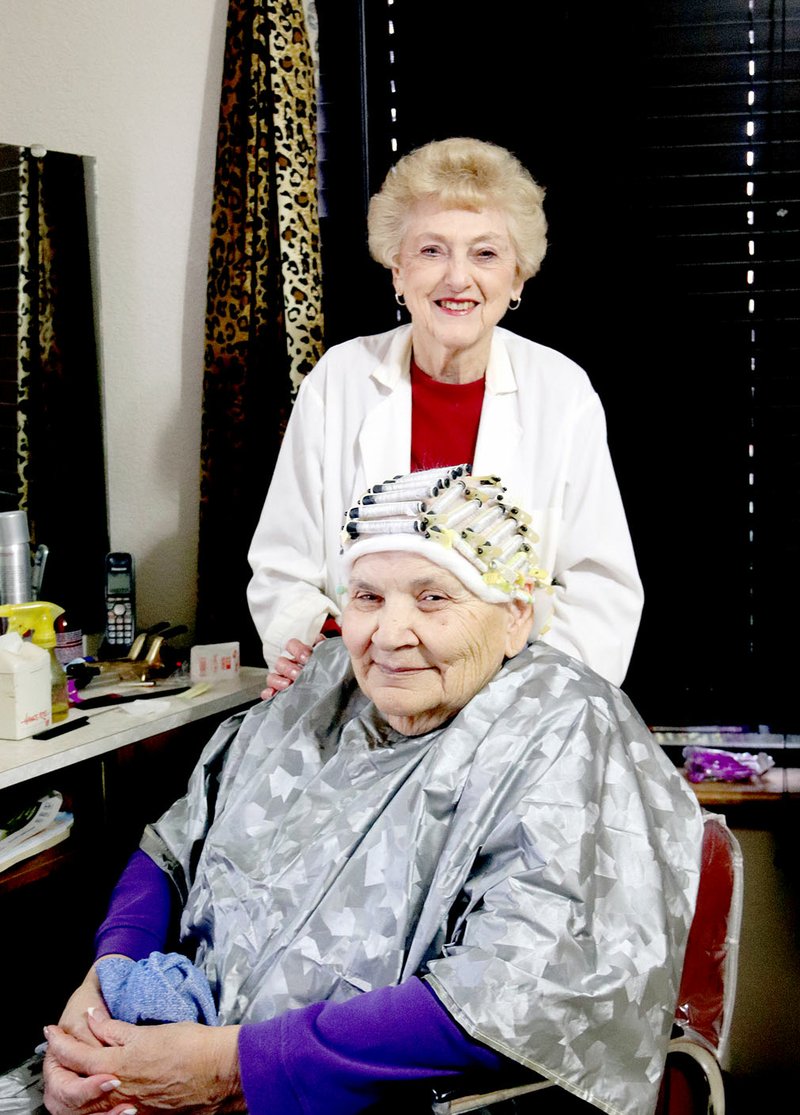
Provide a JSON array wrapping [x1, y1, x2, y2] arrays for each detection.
[[0, 601, 69, 722]]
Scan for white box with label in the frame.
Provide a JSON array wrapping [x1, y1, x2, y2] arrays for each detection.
[[0, 634, 52, 739], [190, 642, 240, 684]]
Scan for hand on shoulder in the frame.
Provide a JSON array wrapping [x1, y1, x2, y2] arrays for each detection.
[[262, 635, 324, 699]]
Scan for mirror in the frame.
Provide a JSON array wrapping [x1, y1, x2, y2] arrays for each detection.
[[0, 144, 108, 631]]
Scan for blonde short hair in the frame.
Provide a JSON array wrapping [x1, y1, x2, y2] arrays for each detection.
[[367, 137, 548, 281]]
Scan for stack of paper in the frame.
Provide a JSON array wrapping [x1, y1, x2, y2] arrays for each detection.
[[0, 790, 74, 873]]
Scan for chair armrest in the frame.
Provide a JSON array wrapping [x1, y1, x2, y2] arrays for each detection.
[[666, 1037, 726, 1115]]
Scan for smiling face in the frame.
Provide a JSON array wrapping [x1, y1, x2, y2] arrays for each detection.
[[392, 200, 523, 381], [342, 551, 533, 736]]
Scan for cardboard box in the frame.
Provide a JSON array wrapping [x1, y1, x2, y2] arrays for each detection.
[[190, 641, 240, 684], [0, 636, 51, 739]]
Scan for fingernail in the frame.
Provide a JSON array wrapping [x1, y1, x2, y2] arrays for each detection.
[[101, 1080, 121, 1093], [122, 1108, 137, 1114], [87, 1006, 97, 1018], [42, 1027, 50, 1040], [298, 651, 309, 663]]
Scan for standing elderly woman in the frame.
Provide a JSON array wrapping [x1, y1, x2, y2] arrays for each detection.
[[247, 137, 643, 695], [41, 467, 700, 1115]]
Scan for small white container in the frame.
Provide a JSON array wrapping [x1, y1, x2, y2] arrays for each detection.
[[0, 631, 52, 739], [190, 641, 240, 684]]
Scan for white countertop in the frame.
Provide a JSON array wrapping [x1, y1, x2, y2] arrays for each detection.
[[0, 666, 266, 790]]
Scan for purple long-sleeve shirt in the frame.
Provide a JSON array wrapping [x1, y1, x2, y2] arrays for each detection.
[[94, 851, 508, 1114]]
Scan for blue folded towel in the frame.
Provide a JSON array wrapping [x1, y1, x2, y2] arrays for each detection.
[[96, 951, 218, 1025]]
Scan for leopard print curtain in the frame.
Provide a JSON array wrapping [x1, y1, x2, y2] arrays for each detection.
[[197, 0, 324, 659], [15, 151, 33, 512]]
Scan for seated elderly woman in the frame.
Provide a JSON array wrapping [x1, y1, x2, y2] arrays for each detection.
[[42, 467, 702, 1115]]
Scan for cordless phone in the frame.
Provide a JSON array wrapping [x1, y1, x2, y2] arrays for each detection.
[[104, 552, 136, 649]]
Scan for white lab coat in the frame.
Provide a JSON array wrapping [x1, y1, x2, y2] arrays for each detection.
[[247, 325, 643, 685]]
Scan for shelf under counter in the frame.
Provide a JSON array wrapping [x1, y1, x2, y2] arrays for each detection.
[[656, 731, 800, 810], [0, 666, 266, 790], [685, 766, 800, 806]]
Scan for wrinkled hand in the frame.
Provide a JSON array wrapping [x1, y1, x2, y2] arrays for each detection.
[[43, 1012, 242, 1115], [261, 635, 323, 699], [55, 963, 118, 1047]]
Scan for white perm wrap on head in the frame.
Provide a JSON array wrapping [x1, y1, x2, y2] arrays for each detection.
[[339, 464, 551, 604]]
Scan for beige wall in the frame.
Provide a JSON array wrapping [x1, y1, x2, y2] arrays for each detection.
[[0, 0, 229, 638]]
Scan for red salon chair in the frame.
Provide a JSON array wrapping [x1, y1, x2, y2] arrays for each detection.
[[431, 813, 743, 1115]]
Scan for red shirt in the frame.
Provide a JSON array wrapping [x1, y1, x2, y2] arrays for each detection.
[[324, 359, 485, 639], [410, 358, 485, 472]]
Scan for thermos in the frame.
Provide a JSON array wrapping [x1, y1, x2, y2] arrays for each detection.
[[0, 510, 33, 605]]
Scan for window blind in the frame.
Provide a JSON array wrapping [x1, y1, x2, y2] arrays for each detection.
[[627, 1, 799, 727]]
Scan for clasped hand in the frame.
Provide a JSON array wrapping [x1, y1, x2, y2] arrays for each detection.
[[42, 969, 242, 1115]]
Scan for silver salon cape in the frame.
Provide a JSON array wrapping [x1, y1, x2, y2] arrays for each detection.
[[142, 639, 702, 1115]]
